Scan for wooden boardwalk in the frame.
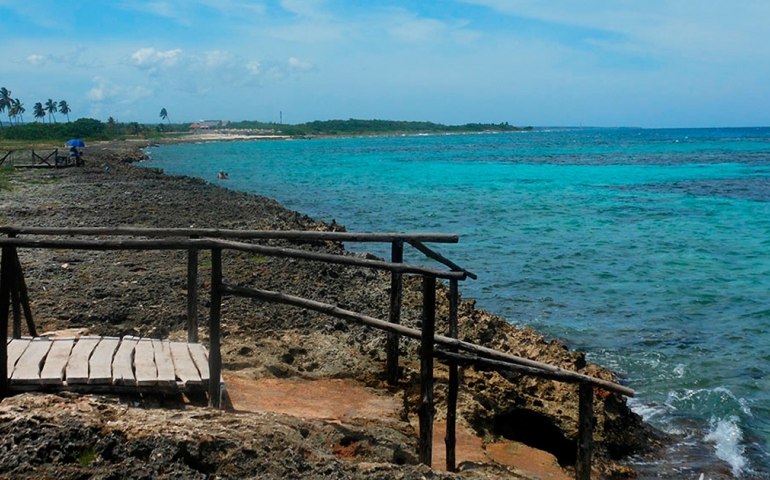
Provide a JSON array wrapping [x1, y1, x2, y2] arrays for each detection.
[[6, 336, 216, 394]]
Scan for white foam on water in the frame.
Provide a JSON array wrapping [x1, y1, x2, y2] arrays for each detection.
[[628, 397, 667, 422], [705, 415, 748, 477], [630, 387, 756, 475]]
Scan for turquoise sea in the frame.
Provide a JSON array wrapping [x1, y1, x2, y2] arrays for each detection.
[[144, 127, 770, 479]]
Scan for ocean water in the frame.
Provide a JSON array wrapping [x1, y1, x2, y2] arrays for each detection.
[[143, 127, 770, 478]]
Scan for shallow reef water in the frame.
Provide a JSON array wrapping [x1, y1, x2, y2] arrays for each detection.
[[145, 127, 770, 478]]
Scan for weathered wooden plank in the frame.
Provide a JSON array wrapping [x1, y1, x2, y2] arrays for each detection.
[[112, 336, 138, 386], [188, 343, 210, 383], [134, 339, 157, 386], [66, 337, 101, 384], [40, 338, 75, 385], [88, 337, 120, 385], [153, 340, 176, 387], [170, 341, 201, 386], [7, 338, 31, 377], [11, 338, 52, 384]]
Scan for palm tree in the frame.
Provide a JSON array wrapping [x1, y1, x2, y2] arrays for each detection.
[[0, 87, 11, 127], [159, 107, 170, 124], [106, 116, 117, 134], [9, 98, 24, 125], [33, 102, 46, 123], [6, 103, 14, 125], [45, 98, 58, 123], [58, 100, 72, 122]]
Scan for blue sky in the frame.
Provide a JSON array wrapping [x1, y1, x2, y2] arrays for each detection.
[[1, 0, 768, 127]]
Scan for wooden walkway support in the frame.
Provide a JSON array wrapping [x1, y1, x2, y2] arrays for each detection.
[[386, 239, 404, 385], [0, 226, 634, 479], [6, 336, 215, 394], [418, 275, 436, 466], [445, 278, 460, 472]]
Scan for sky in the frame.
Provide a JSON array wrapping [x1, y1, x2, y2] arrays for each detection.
[[1, 0, 768, 128]]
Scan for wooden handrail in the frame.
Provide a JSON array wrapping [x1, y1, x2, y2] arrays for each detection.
[[0, 226, 459, 244], [408, 241, 478, 280], [0, 237, 467, 281], [219, 283, 634, 397], [222, 282, 631, 480]]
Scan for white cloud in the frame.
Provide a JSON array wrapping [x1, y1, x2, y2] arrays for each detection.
[[288, 57, 314, 72], [131, 48, 156, 66], [202, 50, 234, 69], [144, 1, 177, 18], [458, 0, 770, 61], [198, 0, 266, 16], [86, 77, 107, 102], [119, 0, 266, 25], [264, 22, 346, 43], [125, 46, 316, 95], [119, 0, 182, 21], [132, 47, 183, 71], [388, 17, 448, 43], [87, 76, 154, 104], [354, 8, 482, 48], [246, 61, 261, 75], [17, 46, 98, 69], [280, 0, 328, 19]]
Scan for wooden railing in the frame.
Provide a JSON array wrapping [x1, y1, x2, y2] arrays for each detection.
[[0, 226, 633, 480], [0, 149, 79, 168]]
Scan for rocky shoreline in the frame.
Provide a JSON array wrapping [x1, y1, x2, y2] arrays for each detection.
[[0, 139, 663, 479]]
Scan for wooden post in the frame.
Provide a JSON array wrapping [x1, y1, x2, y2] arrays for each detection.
[[10, 280, 21, 339], [576, 383, 595, 480], [419, 275, 436, 466], [208, 248, 222, 408], [10, 249, 37, 338], [386, 239, 404, 385], [187, 245, 199, 343], [0, 247, 12, 398], [6, 236, 21, 339], [445, 278, 459, 472]]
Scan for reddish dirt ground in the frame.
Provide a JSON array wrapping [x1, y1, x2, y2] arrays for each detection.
[[223, 373, 571, 478], [223, 373, 402, 423]]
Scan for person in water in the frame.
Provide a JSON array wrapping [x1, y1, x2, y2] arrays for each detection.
[[217, 170, 229, 179]]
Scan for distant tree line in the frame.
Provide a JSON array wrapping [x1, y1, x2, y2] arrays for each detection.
[[230, 118, 532, 136], [1, 112, 532, 144], [0, 118, 106, 141], [0, 117, 173, 142]]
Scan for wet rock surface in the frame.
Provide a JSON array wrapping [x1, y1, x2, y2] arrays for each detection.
[[0, 140, 663, 478]]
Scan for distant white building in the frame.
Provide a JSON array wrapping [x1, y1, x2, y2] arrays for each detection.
[[189, 120, 230, 130]]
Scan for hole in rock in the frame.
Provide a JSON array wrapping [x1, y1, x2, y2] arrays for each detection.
[[493, 409, 576, 466]]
